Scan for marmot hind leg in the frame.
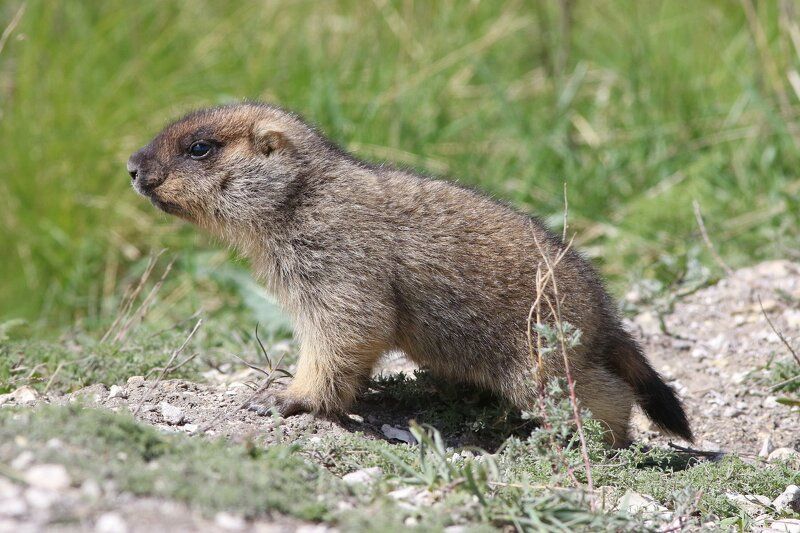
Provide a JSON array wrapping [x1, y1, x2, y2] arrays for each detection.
[[501, 364, 634, 448]]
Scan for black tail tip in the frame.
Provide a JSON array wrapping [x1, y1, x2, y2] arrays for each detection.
[[639, 378, 693, 443]]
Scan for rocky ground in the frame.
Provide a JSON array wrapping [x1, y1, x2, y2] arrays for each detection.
[[631, 260, 800, 456], [1, 261, 799, 532]]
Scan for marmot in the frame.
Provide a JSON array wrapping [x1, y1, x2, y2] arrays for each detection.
[[127, 102, 692, 446]]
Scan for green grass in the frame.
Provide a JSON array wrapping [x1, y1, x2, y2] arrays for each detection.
[[0, 405, 343, 521], [2, 1, 800, 328]]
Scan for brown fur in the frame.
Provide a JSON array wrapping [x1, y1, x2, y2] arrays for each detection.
[[128, 102, 692, 446]]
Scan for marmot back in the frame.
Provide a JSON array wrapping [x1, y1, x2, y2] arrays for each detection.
[[128, 102, 692, 446]]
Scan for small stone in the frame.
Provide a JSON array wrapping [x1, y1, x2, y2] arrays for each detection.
[[126, 376, 145, 386], [15, 386, 39, 405], [725, 493, 772, 517], [783, 308, 800, 329], [759, 436, 775, 458], [691, 347, 708, 359], [10, 451, 34, 471], [296, 526, 332, 533], [24, 464, 71, 490], [0, 386, 39, 406], [763, 396, 779, 409], [722, 406, 743, 418], [769, 448, 800, 465], [342, 467, 382, 486], [69, 384, 108, 404], [107, 385, 127, 400], [24, 487, 58, 509], [336, 500, 354, 511], [731, 371, 749, 385], [347, 414, 364, 423], [388, 487, 434, 508], [183, 424, 198, 433], [82, 479, 102, 500], [0, 478, 20, 499], [0, 496, 27, 518], [707, 333, 728, 352], [773, 485, 800, 514], [388, 486, 418, 501], [95, 512, 128, 533], [214, 511, 246, 531], [381, 424, 416, 444], [770, 518, 800, 533], [159, 402, 185, 425], [615, 491, 670, 517]]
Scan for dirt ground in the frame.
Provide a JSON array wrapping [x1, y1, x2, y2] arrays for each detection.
[[59, 260, 798, 456], [2, 260, 799, 532], [631, 260, 800, 455]]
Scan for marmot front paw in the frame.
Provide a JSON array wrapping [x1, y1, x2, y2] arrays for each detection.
[[246, 389, 311, 418]]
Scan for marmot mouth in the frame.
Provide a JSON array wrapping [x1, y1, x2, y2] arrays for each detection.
[[149, 196, 184, 216]]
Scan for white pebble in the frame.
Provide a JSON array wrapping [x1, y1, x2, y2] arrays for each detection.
[[95, 512, 128, 533], [214, 511, 246, 531], [24, 487, 59, 509], [769, 448, 800, 464], [24, 464, 71, 490], [159, 402, 185, 425], [758, 435, 774, 458], [763, 396, 779, 409], [769, 518, 800, 533], [615, 491, 670, 517], [342, 467, 382, 486], [10, 451, 34, 471], [0, 496, 27, 517], [107, 385, 127, 400], [0, 478, 20, 499], [0, 386, 39, 406], [773, 485, 800, 514]]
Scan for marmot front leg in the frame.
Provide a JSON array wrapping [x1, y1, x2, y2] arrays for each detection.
[[247, 338, 384, 418]]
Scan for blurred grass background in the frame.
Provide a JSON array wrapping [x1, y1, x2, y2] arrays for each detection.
[[1, 0, 800, 331]]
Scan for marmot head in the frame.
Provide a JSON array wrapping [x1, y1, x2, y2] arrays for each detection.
[[127, 103, 328, 231]]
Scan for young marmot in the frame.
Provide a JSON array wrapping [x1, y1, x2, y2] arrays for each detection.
[[127, 102, 692, 446]]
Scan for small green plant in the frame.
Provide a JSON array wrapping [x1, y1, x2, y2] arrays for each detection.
[[382, 422, 499, 496]]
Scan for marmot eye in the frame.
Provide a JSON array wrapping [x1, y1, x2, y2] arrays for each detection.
[[189, 141, 212, 159]]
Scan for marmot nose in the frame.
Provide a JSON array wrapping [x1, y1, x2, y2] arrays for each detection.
[[127, 159, 139, 182]]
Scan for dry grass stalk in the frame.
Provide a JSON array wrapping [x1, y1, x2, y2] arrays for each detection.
[[0, 2, 25, 57], [113, 257, 175, 344], [525, 186, 595, 508], [692, 199, 734, 277], [193, 328, 292, 435], [133, 318, 203, 416], [759, 295, 800, 366], [100, 251, 163, 343]]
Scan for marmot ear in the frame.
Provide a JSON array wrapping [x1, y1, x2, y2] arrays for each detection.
[[252, 121, 292, 156]]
